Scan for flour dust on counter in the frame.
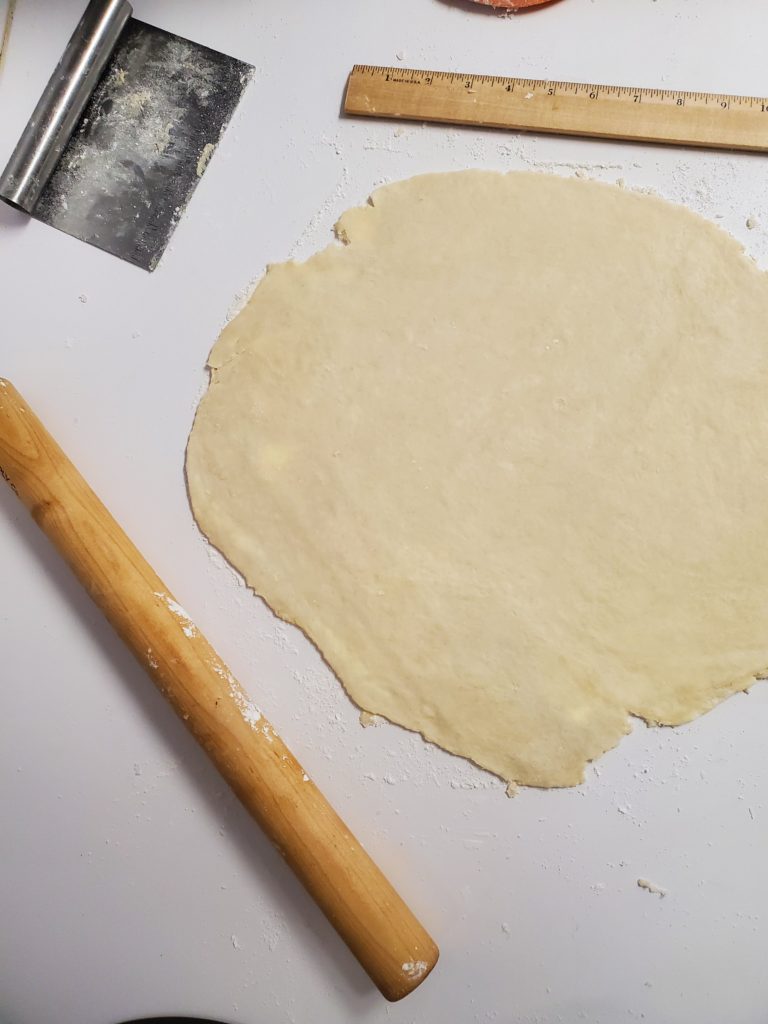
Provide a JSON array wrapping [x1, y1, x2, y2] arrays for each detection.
[[187, 170, 768, 789]]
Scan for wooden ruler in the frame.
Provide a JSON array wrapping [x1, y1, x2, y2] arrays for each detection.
[[344, 64, 768, 152]]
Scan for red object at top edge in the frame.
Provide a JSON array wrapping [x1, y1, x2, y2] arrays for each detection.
[[468, 0, 563, 9]]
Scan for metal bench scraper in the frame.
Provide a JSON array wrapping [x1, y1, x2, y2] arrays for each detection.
[[0, 0, 252, 270]]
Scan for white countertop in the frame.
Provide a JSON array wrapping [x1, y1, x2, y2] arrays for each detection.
[[3, 2, 768, 1022]]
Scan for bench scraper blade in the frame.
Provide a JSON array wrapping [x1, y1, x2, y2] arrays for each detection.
[[0, 0, 252, 271]]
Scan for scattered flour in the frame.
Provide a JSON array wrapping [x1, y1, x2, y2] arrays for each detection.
[[154, 591, 198, 638], [637, 878, 667, 898]]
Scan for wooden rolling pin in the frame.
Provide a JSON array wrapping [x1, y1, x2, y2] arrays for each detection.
[[0, 379, 438, 1001]]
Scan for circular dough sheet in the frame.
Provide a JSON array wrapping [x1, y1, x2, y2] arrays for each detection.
[[187, 170, 768, 789]]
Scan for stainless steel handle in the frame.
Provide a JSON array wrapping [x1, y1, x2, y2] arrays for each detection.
[[0, 0, 132, 213]]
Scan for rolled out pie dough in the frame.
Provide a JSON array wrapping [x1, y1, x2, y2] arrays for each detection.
[[187, 170, 768, 788]]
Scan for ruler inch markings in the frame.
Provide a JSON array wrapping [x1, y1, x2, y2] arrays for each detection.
[[345, 64, 768, 152]]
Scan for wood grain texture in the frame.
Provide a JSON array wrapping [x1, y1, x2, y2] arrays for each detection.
[[0, 378, 438, 1001], [345, 65, 768, 152]]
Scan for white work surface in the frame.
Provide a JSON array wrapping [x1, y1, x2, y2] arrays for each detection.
[[3, 2, 768, 1022]]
